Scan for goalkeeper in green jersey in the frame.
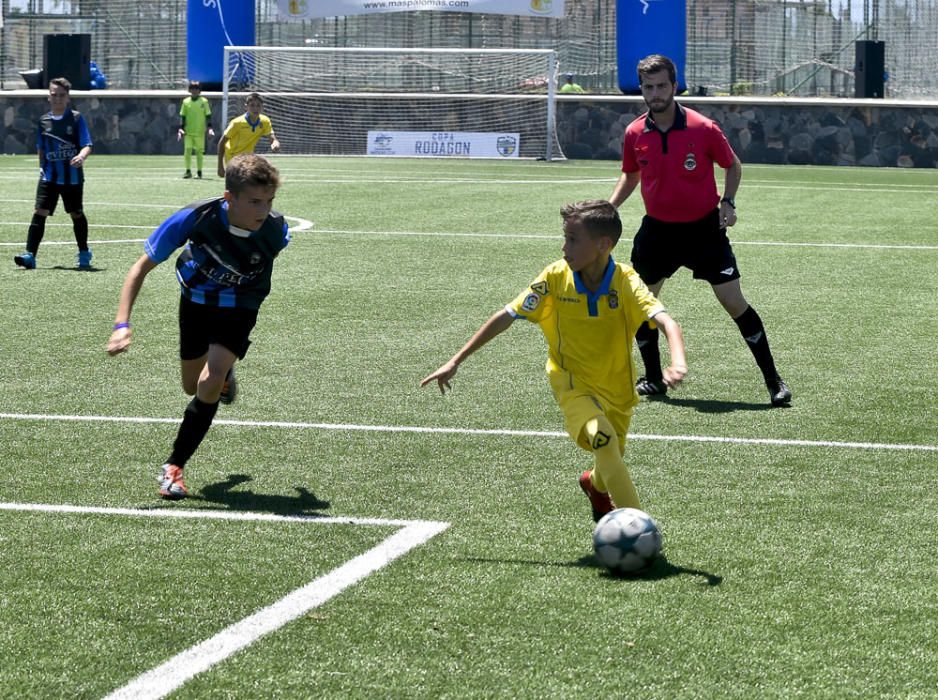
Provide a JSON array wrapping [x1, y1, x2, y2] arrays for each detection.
[[178, 81, 215, 179]]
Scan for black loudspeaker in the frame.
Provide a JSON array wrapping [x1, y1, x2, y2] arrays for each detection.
[[43, 34, 91, 90], [855, 40, 885, 98]]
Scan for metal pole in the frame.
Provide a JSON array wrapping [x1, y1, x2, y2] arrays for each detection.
[[0, 0, 6, 90], [222, 46, 230, 128], [729, 0, 737, 94], [546, 50, 557, 161]]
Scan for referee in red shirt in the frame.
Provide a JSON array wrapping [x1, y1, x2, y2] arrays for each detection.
[[610, 54, 791, 406]]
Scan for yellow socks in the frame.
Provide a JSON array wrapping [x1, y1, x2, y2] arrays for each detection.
[[584, 415, 641, 510]]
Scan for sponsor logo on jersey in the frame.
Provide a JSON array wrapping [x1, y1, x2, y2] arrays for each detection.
[[521, 293, 541, 312], [531, 281, 548, 295], [720, 267, 735, 276], [608, 290, 619, 309], [46, 148, 78, 162]]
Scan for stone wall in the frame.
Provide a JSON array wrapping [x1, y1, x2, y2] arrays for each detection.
[[2, 90, 938, 167], [557, 95, 938, 167], [1, 91, 219, 156]]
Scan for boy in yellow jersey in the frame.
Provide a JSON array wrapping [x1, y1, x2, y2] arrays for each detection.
[[422, 200, 687, 522], [178, 81, 214, 179], [216, 93, 280, 178]]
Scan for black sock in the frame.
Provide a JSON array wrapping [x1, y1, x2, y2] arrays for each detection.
[[635, 321, 663, 381], [26, 214, 47, 254], [733, 305, 780, 382], [72, 213, 89, 251], [168, 396, 219, 468]]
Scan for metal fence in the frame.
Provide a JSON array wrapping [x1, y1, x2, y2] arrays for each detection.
[[2, 0, 937, 98]]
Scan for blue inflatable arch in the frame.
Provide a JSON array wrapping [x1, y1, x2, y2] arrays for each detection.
[[616, 0, 687, 94], [187, 0, 256, 90]]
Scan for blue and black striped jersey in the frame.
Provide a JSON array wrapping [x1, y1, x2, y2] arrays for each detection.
[[36, 110, 93, 185], [144, 197, 290, 310]]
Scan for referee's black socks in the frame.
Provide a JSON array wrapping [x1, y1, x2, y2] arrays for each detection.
[[635, 322, 663, 381], [733, 305, 780, 382]]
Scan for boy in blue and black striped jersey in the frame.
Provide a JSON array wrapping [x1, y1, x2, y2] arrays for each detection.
[[107, 154, 290, 500], [14, 77, 94, 270]]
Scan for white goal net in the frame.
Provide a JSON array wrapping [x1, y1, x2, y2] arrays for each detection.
[[222, 47, 563, 160]]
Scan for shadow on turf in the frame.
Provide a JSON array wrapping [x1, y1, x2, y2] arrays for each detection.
[[50, 265, 105, 272], [651, 395, 774, 413], [191, 473, 331, 515], [465, 553, 722, 586], [588, 554, 723, 585]]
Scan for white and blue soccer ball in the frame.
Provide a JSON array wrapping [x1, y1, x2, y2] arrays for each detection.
[[592, 508, 662, 574]]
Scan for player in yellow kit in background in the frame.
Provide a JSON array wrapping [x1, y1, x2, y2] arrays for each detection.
[[217, 93, 280, 178]]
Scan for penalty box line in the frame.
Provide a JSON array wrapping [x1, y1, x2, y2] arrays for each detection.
[[0, 502, 449, 700]]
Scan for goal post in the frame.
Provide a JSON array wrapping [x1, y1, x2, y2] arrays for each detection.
[[222, 47, 563, 160]]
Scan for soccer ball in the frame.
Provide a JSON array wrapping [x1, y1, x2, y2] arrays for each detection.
[[592, 508, 662, 574]]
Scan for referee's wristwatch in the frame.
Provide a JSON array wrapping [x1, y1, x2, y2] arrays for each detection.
[[721, 196, 736, 208]]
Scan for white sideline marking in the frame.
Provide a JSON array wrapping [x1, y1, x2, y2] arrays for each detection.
[[0, 502, 448, 700], [0, 411, 934, 453]]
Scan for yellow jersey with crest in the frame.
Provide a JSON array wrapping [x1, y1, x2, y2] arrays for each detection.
[[506, 257, 664, 411], [222, 113, 274, 161]]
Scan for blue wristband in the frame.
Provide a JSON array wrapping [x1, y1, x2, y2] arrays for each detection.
[[113, 322, 131, 330]]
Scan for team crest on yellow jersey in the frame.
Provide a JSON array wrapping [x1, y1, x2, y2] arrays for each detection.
[[608, 290, 619, 309]]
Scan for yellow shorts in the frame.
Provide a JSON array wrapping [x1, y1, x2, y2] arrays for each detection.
[[549, 373, 633, 454]]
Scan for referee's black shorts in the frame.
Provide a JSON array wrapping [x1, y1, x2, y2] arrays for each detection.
[[630, 209, 742, 286], [35, 180, 84, 215], [178, 296, 259, 361]]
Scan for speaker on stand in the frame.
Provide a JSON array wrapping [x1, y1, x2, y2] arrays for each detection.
[[855, 40, 885, 98], [43, 34, 92, 90]]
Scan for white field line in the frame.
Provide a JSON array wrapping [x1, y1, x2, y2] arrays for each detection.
[[0, 501, 449, 700], [0, 216, 313, 240], [2, 178, 938, 190], [308, 228, 938, 251], [0, 226, 934, 252], [0, 193, 934, 250], [0, 411, 934, 453]]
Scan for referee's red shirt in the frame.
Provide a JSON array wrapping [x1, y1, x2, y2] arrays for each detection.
[[621, 104, 736, 223]]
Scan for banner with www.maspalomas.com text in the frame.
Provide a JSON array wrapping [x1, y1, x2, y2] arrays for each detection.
[[277, 0, 564, 19]]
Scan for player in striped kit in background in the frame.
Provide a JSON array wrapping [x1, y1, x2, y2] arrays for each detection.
[[14, 77, 94, 271]]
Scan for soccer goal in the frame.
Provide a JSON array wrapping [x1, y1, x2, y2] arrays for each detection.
[[222, 46, 563, 160]]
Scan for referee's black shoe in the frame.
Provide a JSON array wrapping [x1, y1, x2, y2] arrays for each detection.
[[766, 377, 792, 406], [636, 376, 668, 396]]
